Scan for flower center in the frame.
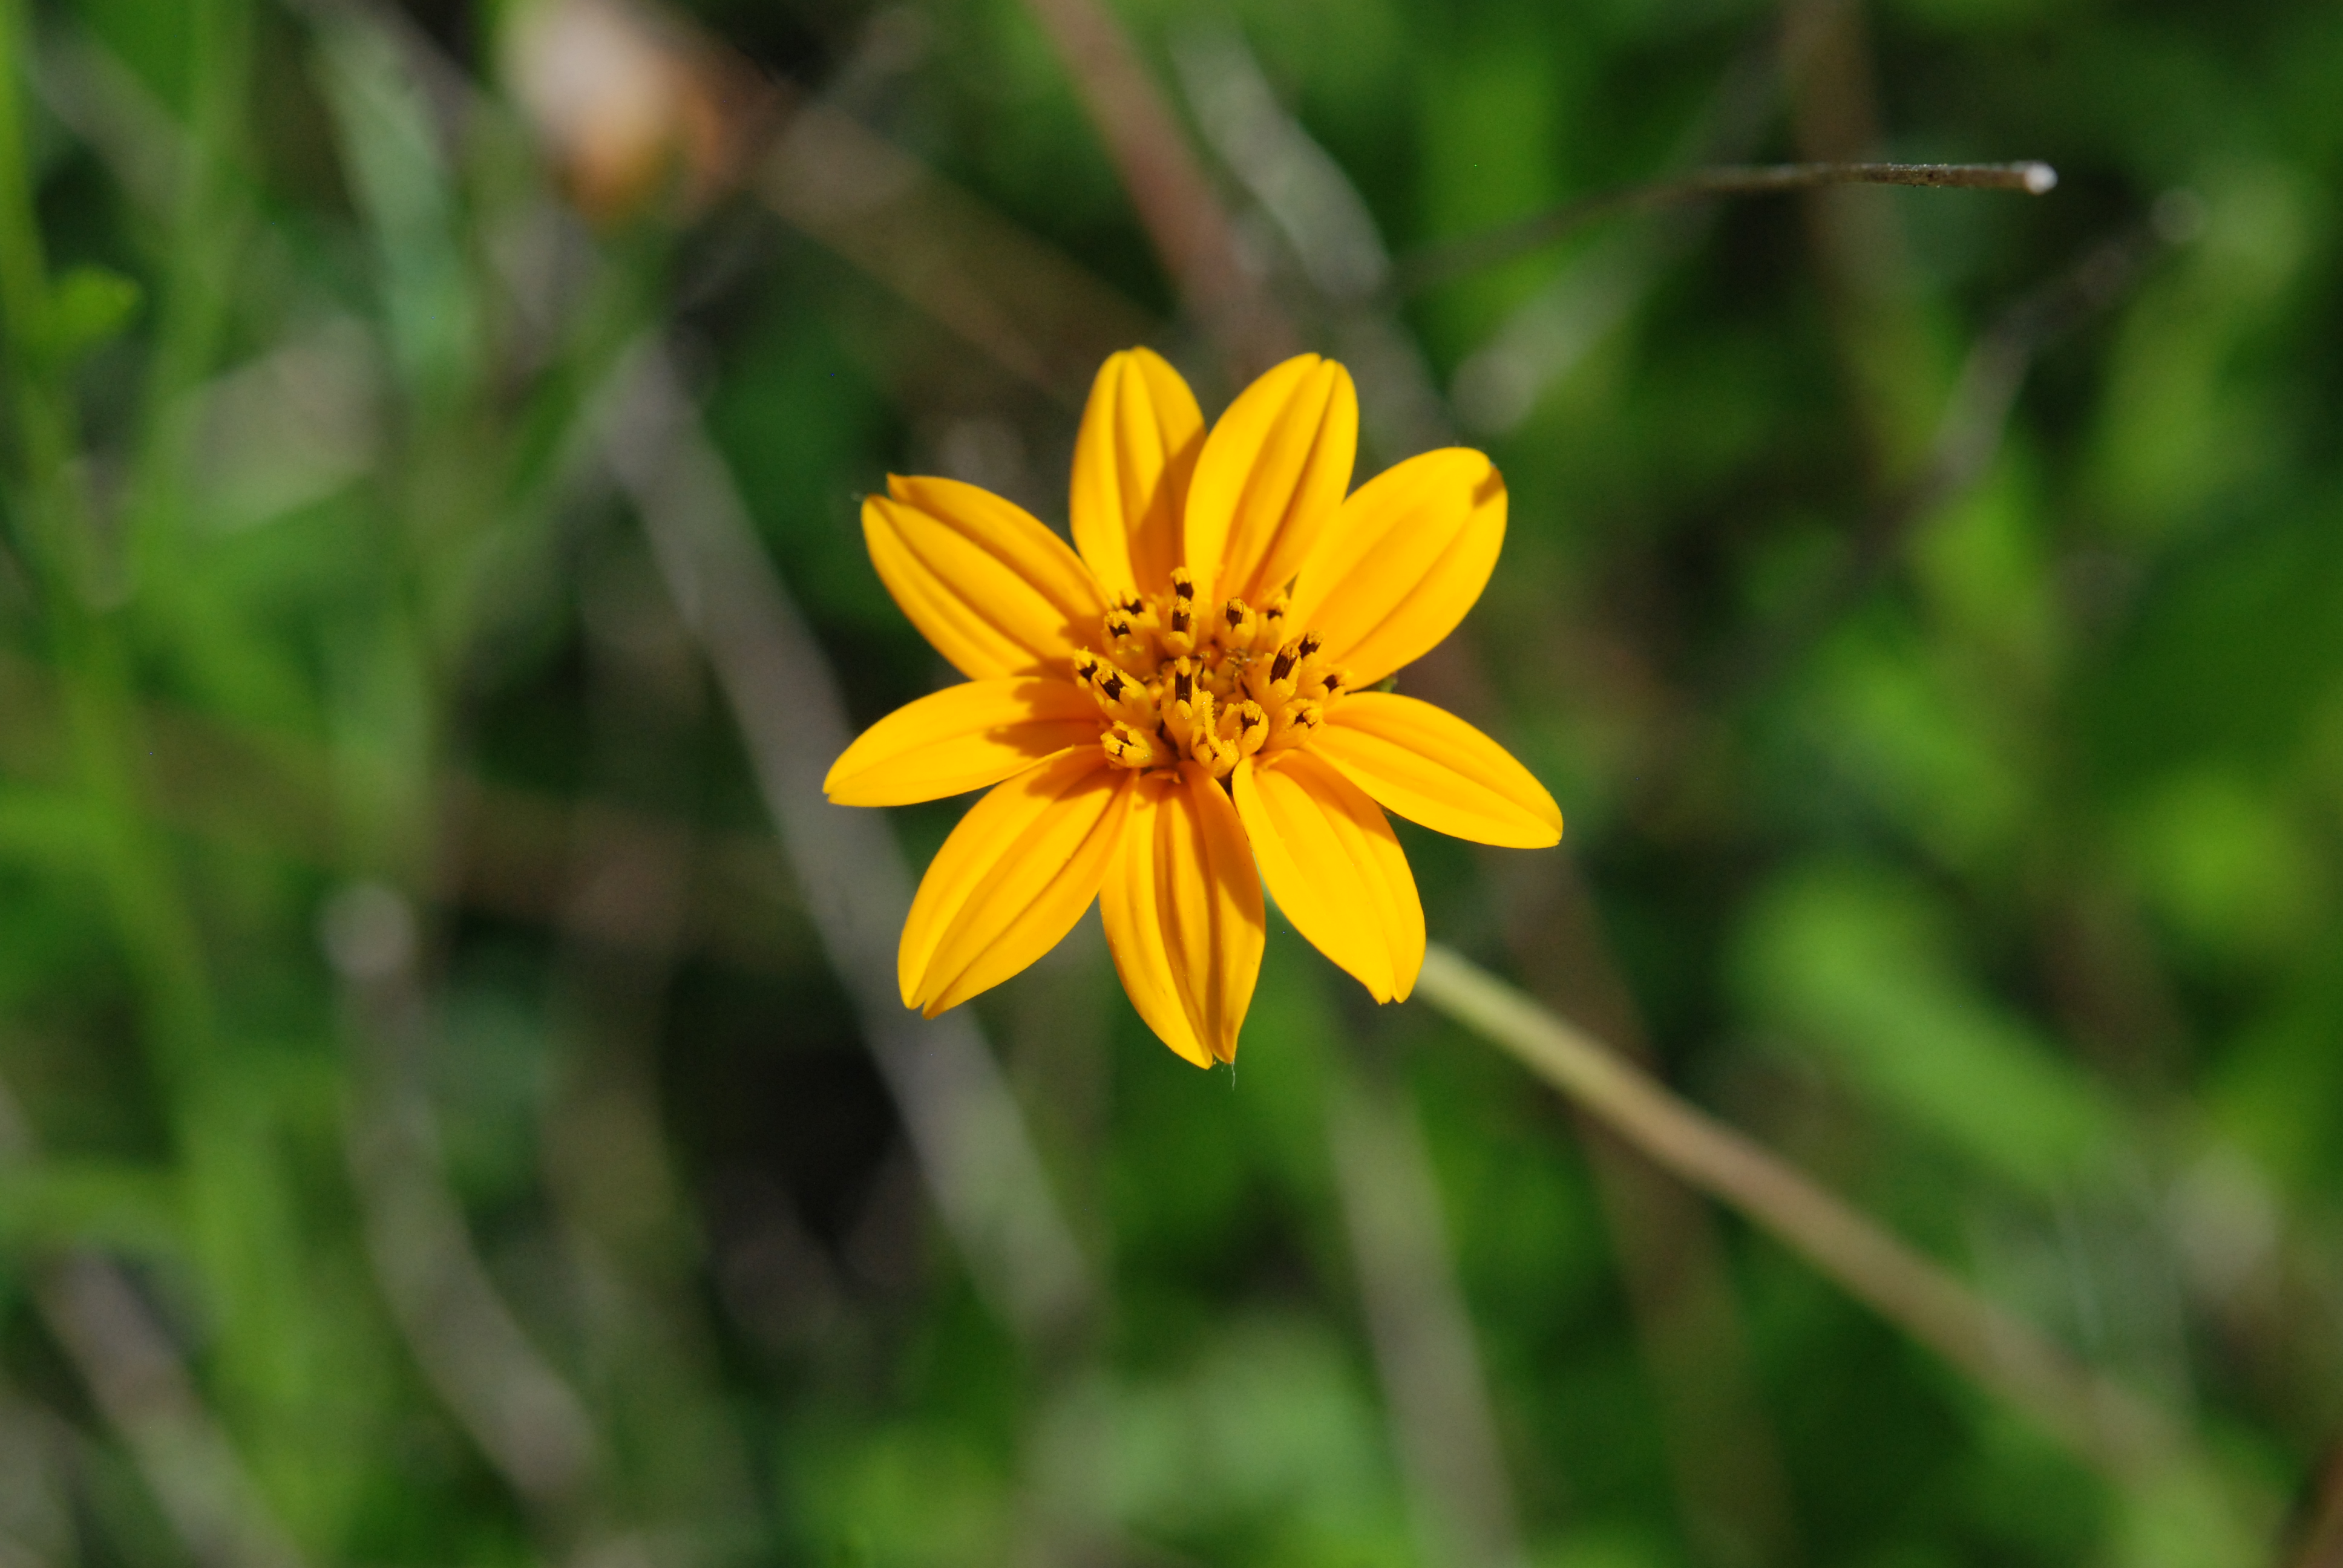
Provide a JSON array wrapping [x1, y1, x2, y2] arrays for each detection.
[[1074, 567, 1351, 779]]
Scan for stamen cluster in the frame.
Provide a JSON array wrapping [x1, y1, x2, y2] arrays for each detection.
[[1074, 568, 1351, 779]]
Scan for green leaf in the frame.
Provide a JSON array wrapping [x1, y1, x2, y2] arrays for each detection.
[[1734, 863, 2125, 1195], [39, 265, 143, 367]]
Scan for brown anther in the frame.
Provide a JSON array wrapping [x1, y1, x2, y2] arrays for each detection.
[[1221, 597, 1260, 650], [1103, 721, 1159, 770], [1232, 700, 1269, 759]]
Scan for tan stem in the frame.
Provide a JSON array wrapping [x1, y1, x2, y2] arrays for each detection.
[[1411, 944, 2187, 1485], [1018, 0, 1296, 380]]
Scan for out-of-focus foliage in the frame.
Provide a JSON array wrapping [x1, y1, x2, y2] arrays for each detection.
[[0, 0, 2339, 1564]]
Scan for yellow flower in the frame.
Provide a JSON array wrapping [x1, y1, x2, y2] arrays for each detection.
[[824, 350, 1562, 1067]]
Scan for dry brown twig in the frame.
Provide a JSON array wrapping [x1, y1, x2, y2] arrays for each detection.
[[2286, 1445, 2343, 1568], [1392, 160, 2056, 301]]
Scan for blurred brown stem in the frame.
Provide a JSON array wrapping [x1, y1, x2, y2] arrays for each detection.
[[2289, 1445, 2343, 1568], [1018, 0, 1295, 380], [1411, 944, 2194, 1486]]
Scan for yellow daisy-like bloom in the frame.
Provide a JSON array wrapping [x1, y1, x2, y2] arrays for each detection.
[[824, 349, 1562, 1067]]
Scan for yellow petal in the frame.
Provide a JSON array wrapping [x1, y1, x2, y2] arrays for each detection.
[[1232, 751, 1423, 1003], [1099, 775, 1206, 1066], [898, 747, 1107, 1004], [1286, 448, 1506, 687], [900, 750, 1132, 1014], [1182, 354, 1357, 608], [863, 477, 1108, 679], [1315, 693, 1562, 848], [825, 679, 1105, 806], [1100, 763, 1265, 1067], [1071, 348, 1205, 598]]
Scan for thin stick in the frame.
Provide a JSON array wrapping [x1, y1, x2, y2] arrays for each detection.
[[1393, 160, 2056, 299], [1721, 213, 2176, 696], [1410, 944, 2187, 1486], [2288, 1443, 2343, 1568], [39, 1257, 309, 1568], [605, 341, 1098, 1349], [330, 886, 606, 1521]]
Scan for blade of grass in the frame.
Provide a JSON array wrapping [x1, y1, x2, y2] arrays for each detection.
[[7, 5, 422, 1536], [537, 532, 761, 1526], [119, 0, 252, 583]]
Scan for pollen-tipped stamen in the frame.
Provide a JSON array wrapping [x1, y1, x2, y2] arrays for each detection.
[[1078, 575, 1345, 774], [1103, 721, 1160, 770], [1221, 596, 1258, 649], [1163, 567, 1198, 655]]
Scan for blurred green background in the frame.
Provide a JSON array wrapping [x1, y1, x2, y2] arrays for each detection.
[[0, 0, 2339, 1563]]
